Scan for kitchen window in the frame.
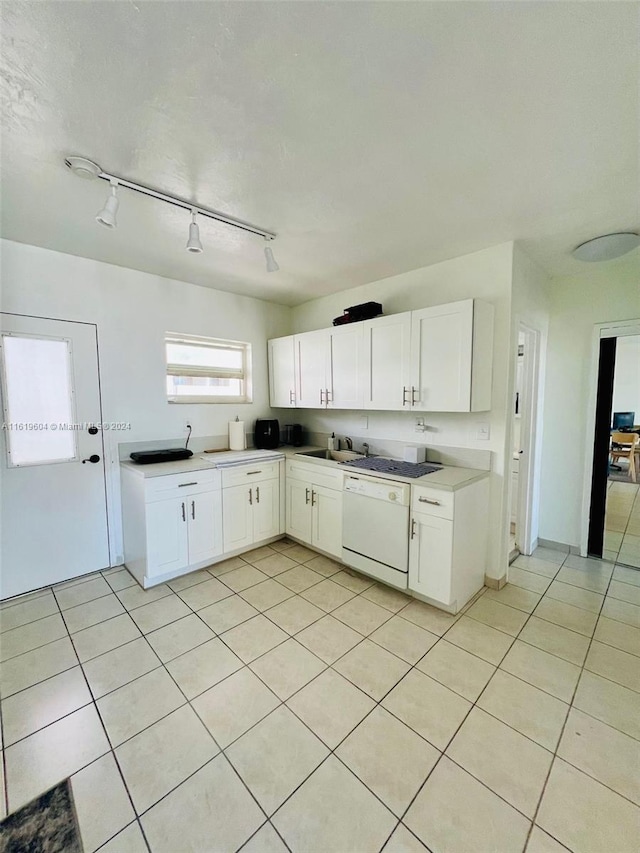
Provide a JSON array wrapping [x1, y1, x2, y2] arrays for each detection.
[[165, 333, 252, 403]]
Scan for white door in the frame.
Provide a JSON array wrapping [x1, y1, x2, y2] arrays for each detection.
[[268, 336, 297, 408], [188, 490, 223, 565], [327, 325, 364, 410], [296, 330, 329, 409], [410, 301, 473, 412], [0, 314, 110, 599], [222, 484, 254, 552], [362, 313, 412, 410], [253, 479, 281, 542], [286, 479, 313, 544], [312, 485, 343, 557], [408, 512, 453, 604], [147, 497, 190, 578]]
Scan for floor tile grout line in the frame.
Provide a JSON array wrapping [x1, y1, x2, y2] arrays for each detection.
[[520, 553, 621, 851]]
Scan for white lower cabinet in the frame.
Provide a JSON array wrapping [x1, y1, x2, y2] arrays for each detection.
[[121, 467, 223, 588], [408, 478, 489, 612], [285, 460, 343, 558], [222, 466, 282, 554]]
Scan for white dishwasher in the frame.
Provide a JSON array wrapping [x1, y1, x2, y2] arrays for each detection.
[[342, 473, 412, 590]]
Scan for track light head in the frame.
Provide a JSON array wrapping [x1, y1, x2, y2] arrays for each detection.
[[264, 240, 279, 273], [96, 180, 119, 228], [186, 209, 203, 253]]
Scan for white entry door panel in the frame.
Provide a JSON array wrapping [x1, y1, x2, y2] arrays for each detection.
[[0, 314, 110, 599]]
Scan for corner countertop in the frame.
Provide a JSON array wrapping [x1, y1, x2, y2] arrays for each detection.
[[120, 449, 285, 478], [283, 445, 489, 491]]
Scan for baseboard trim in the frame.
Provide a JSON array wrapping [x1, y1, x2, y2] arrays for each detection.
[[485, 574, 507, 590], [537, 537, 580, 555]]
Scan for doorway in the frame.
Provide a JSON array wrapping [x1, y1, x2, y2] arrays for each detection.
[[588, 331, 640, 567], [510, 323, 542, 559], [0, 313, 110, 599]]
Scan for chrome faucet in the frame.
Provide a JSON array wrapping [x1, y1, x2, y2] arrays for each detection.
[[362, 443, 370, 457], [344, 436, 353, 451]]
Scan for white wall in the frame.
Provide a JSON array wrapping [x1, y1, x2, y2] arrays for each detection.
[[613, 335, 640, 421], [0, 239, 291, 561], [539, 254, 640, 548], [510, 245, 551, 551], [290, 242, 515, 578]]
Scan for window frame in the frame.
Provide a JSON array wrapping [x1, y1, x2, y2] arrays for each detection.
[[165, 332, 253, 404]]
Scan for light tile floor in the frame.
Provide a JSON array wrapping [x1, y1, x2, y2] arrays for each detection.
[[1, 541, 639, 852], [605, 481, 640, 567]]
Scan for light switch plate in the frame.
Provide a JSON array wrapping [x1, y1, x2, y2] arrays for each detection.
[[359, 415, 369, 430], [476, 422, 490, 440]]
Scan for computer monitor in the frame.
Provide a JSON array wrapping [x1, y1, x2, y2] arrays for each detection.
[[612, 411, 635, 430]]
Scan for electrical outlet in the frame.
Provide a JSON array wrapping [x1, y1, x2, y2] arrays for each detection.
[[359, 415, 369, 430], [476, 422, 490, 440], [415, 417, 427, 433], [184, 419, 192, 432]]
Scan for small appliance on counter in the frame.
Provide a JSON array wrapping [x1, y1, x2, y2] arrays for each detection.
[[130, 448, 193, 464], [284, 424, 304, 447], [254, 418, 280, 449]]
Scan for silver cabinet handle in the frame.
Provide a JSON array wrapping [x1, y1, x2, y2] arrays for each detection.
[[289, 389, 295, 404], [178, 482, 198, 487], [320, 389, 325, 405], [402, 386, 409, 406], [305, 487, 310, 504], [249, 488, 253, 505], [411, 518, 417, 539], [191, 500, 195, 520], [246, 470, 263, 476], [325, 388, 331, 407], [418, 497, 441, 506], [411, 386, 418, 404], [256, 486, 260, 504], [181, 502, 186, 522], [311, 490, 316, 506]]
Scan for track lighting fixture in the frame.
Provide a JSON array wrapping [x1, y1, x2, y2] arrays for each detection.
[[264, 239, 279, 273], [186, 209, 203, 254], [66, 156, 279, 269], [95, 180, 119, 228]]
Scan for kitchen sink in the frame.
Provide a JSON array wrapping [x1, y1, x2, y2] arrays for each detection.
[[296, 449, 366, 463]]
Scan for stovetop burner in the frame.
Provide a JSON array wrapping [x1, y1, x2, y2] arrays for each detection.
[[340, 457, 441, 479]]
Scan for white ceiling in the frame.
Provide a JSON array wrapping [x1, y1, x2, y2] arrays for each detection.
[[1, 2, 638, 306]]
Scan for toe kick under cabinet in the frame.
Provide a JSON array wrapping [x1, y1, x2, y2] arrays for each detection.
[[121, 467, 224, 589], [408, 477, 489, 613]]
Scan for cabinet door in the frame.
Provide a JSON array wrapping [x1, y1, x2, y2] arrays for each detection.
[[253, 478, 281, 542], [295, 330, 329, 409], [311, 485, 343, 558], [146, 497, 189, 578], [327, 325, 363, 410], [408, 512, 453, 605], [268, 336, 297, 408], [222, 485, 253, 553], [410, 301, 473, 412], [188, 489, 223, 565], [362, 313, 412, 410], [286, 478, 313, 544]]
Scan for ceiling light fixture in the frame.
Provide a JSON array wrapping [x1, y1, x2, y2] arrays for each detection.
[[264, 239, 279, 273], [95, 180, 119, 228], [572, 232, 640, 262], [65, 156, 278, 268], [186, 209, 203, 254]]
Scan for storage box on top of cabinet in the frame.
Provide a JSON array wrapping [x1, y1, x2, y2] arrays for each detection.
[[267, 298, 494, 413]]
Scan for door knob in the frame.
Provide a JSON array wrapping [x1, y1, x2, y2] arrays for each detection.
[[82, 455, 101, 464]]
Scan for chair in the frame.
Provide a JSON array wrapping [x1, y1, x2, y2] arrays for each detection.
[[610, 432, 639, 483]]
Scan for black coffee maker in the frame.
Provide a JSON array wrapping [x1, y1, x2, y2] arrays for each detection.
[[254, 419, 280, 449], [284, 424, 304, 447]]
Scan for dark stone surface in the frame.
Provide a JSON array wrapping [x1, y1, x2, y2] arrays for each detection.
[[0, 779, 83, 853]]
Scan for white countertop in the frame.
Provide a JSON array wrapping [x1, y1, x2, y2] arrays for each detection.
[[284, 446, 489, 491], [120, 449, 284, 478]]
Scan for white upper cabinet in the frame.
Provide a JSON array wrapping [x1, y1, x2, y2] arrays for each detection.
[[410, 299, 493, 412], [267, 299, 493, 413], [268, 336, 297, 407], [362, 312, 412, 410], [296, 329, 330, 409], [327, 324, 364, 410]]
